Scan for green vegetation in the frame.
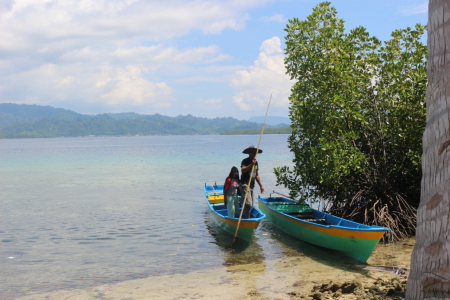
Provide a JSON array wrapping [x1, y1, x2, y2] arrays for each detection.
[[275, 2, 427, 239], [0, 103, 288, 138], [0, 103, 88, 129]]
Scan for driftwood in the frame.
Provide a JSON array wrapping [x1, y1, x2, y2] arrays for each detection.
[[349, 264, 410, 277]]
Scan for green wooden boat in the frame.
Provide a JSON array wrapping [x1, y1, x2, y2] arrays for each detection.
[[258, 196, 390, 262]]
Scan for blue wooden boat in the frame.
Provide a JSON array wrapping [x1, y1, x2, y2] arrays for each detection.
[[204, 183, 265, 243], [258, 196, 390, 262]]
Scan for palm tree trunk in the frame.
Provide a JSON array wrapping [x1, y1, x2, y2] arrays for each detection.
[[406, 0, 450, 299]]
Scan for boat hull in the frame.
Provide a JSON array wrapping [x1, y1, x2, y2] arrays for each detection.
[[208, 205, 262, 242], [258, 197, 389, 262], [204, 184, 265, 243]]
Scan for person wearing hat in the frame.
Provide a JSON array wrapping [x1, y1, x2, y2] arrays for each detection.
[[240, 145, 265, 218]]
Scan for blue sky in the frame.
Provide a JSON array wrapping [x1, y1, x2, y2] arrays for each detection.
[[1, 0, 428, 120]]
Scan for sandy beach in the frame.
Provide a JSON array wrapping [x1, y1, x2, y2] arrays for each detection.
[[15, 237, 414, 300]]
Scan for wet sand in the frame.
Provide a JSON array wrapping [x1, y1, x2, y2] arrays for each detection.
[[15, 238, 415, 300]]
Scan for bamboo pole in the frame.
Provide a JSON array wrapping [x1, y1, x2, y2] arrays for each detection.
[[232, 95, 272, 246]]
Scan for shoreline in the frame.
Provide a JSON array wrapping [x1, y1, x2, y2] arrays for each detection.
[[14, 238, 415, 300]]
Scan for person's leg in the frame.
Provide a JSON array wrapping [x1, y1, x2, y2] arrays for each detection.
[[239, 184, 247, 200], [232, 195, 240, 218], [239, 184, 251, 218], [226, 195, 234, 217], [246, 188, 254, 218]]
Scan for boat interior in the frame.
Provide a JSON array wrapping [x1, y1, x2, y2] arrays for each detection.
[[205, 191, 264, 219], [265, 198, 371, 228], [268, 201, 327, 224]]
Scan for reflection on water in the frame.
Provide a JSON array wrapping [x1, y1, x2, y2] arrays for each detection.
[[202, 204, 362, 277], [258, 218, 364, 268], [0, 135, 299, 299], [203, 211, 266, 266]]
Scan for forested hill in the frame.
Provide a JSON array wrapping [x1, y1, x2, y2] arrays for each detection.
[[0, 103, 282, 138]]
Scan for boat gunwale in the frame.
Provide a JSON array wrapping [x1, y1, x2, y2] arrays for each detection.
[[258, 197, 389, 233]]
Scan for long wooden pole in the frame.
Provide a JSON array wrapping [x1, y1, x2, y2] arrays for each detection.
[[232, 95, 272, 246]]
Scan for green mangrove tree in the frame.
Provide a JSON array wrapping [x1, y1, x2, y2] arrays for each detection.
[[275, 2, 427, 240]]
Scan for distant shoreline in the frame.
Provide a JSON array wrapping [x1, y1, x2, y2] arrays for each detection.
[[0, 103, 291, 139], [220, 128, 292, 135], [0, 132, 292, 139]]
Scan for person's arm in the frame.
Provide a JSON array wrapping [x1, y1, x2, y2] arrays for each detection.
[[223, 178, 231, 204], [241, 158, 257, 174], [255, 174, 265, 194]]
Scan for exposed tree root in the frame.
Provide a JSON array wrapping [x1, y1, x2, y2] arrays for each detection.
[[326, 191, 416, 241]]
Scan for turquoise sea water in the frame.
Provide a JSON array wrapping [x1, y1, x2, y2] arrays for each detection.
[[1, 134, 309, 299]]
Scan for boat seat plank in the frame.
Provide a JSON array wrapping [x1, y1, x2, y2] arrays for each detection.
[[209, 198, 224, 204], [303, 219, 327, 224], [268, 202, 313, 214], [282, 212, 327, 224], [285, 212, 315, 218]]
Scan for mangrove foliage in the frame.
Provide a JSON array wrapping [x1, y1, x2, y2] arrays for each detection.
[[275, 2, 427, 240]]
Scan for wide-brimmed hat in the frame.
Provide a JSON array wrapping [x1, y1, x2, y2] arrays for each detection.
[[242, 145, 263, 154]]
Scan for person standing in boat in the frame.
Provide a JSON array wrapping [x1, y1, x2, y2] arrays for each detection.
[[240, 146, 265, 218], [223, 166, 240, 218]]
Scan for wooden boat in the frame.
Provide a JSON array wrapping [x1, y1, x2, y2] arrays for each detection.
[[204, 183, 265, 243], [258, 196, 390, 262]]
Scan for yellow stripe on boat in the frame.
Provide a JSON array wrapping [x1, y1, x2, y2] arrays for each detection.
[[208, 199, 224, 205], [215, 214, 260, 229]]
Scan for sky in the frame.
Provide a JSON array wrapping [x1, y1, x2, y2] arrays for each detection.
[[1, 0, 428, 120]]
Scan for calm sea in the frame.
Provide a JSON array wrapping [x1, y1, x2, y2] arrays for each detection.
[[1, 134, 308, 299]]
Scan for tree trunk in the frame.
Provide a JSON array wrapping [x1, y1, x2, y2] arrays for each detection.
[[406, 0, 450, 299]]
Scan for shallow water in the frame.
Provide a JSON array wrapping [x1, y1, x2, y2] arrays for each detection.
[[1, 135, 379, 300], [1, 134, 305, 299]]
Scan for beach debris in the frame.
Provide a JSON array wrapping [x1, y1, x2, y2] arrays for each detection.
[[310, 280, 365, 300], [308, 278, 407, 299], [293, 280, 306, 287], [247, 289, 261, 296], [348, 264, 409, 277], [312, 280, 363, 295]]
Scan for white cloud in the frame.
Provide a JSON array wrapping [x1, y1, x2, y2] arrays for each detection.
[[1, 28, 231, 109], [195, 98, 225, 110], [399, 2, 428, 16], [259, 14, 286, 23], [0, 0, 268, 53], [231, 36, 294, 112], [60, 44, 228, 67], [95, 65, 173, 106], [0, 0, 269, 113], [1, 62, 174, 109]]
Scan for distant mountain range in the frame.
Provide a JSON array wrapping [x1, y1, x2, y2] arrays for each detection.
[[248, 116, 290, 126], [0, 103, 290, 138]]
